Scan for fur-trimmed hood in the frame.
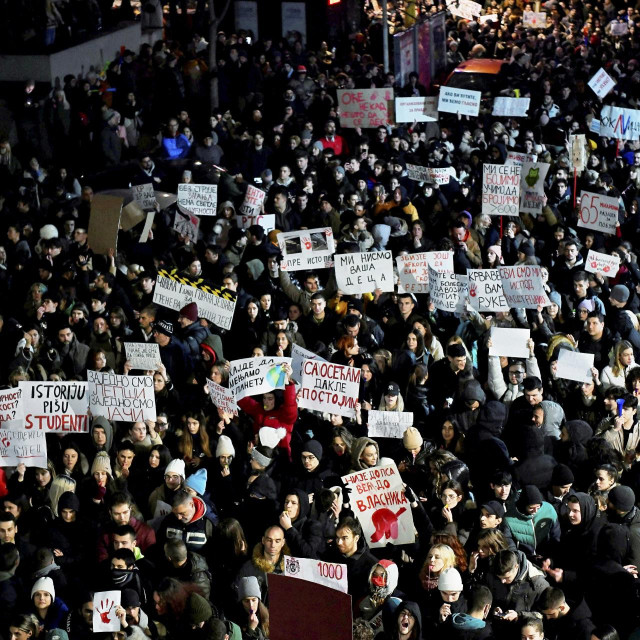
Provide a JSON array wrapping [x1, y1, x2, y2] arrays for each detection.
[[251, 541, 290, 574]]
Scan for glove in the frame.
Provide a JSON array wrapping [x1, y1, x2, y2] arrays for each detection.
[[94, 485, 107, 501]]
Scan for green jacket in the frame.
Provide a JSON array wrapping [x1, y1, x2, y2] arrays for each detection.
[[504, 501, 558, 554]]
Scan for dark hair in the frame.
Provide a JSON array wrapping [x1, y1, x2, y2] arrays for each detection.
[[215, 518, 248, 558], [108, 491, 133, 509], [605, 385, 627, 399], [110, 548, 136, 566], [587, 311, 605, 324], [337, 516, 362, 538], [491, 470, 513, 486], [538, 586, 566, 611], [150, 444, 172, 469], [467, 585, 493, 612], [523, 376, 543, 392], [591, 625, 620, 640], [117, 440, 136, 454], [622, 393, 638, 410], [0, 512, 17, 524], [494, 549, 518, 575], [112, 524, 136, 540], [0, 543, 19, 572]]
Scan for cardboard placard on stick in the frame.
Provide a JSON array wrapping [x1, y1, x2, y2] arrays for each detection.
[[88, 195, 122, 255]]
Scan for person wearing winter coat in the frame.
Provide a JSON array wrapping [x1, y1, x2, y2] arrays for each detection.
[[487, 342, 541, 406], [349, 436, 394, 473], [162, 538, 212, 601], [513, 428, 557, 491], [377, 600, 422, 640], [440, 585, 494, 640], [596, 393, 640, 466], [278, 488, 324, 559], [537, 586, 596, 640], [395, 427, 433, 489], [358, 559, 400, 623], [287, 440, 332, 498], [604, 484, 640, 569], [238, 363, 297, 459], [29, 576, 70, 632]]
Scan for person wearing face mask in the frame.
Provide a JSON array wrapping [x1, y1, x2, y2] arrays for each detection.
[[359, 560, 400, 624]]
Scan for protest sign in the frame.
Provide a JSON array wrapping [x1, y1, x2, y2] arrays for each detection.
[[588, 68, 616, 99], [438, 86, 481, 117], [446, 0, 481, 19], [239, 184, 266, 217], [482, 164, 521, 216], [298, 360, 361, 418], [0, 388, 24, 430], [88, 371, 156, 422], [0, 428, 47, 468], [337, 88, 393, 128], [578, 191, 619, 235], [600, 105, 640, 140], [570, 134, 587, 173], [489, 328, 530, 358], [93, 591, 121, 633], [406, 164, 431, 182], [520, 162, 550, 215], [429, 267, 468, 312], [590, 118, 601, 135], [468, 269, 509, 312], [236, 213, 275, 232], [406, 164, 456, 185], [394, 96, 438, 123], [367, 411, 414, 439], [131, 183, 157, 210], [498, 265, 550, 309], [177, 183, 217, 216], [291, 344, 327, 385], [229, 357, 291, 402], [611, 21, 629, 36], [153, 269, 237, 330], [523, 11, 546, 27], [342, 462, 415, 548], [556, 349, 595, 384], [125, 343, 161, 371], [172, 210, 200, 244], [478, 13, 499, 23], [268, 574, 352, 640], [585, 250, 620, 276], [284, 556, 348, 594], [334, 251, 394, 295], [19, 381, 89, 433], [88, 195, 122, 255], [506, 151, 538, 165], [278, 228, 335, 271], [492, 97, 530, 117], [396, 251, 453, 294], [207, 380, 238, 414]]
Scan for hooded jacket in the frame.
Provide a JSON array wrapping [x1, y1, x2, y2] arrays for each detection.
[[513, 427, 557, 491], [282, 488, 325, 558], [156, 496, 214, 553], [90, 416, 114, 455], [446, 612, 493, 640], [488, 354, 541, 405], [543, 596, 595, 640], [607, 503, 640, 569], [359, 560, 400, 620], [233, 540, 290, 604], [350, 437, 393, 472], [377, 600, 422, 640]]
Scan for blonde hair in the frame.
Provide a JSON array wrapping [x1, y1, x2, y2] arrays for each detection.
[[419, 544, 456, 583], [613, 340, 634, 377], [49, 475, 76, 517]]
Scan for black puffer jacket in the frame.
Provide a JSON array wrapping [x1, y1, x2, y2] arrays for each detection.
[[282, 488, 325, 559]]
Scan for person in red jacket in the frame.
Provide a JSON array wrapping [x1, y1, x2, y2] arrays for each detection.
[[238, 363, 298, 459]]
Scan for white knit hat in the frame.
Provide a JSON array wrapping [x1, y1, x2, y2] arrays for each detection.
[[438, 568, 463, 592], [165, 459, 186, 479], [32, 576, 55, 600], [216, 435, 235, 458], [259, 426, 286, 449]]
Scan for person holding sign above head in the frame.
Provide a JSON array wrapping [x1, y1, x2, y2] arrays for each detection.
[[152, 320, 191, 389]]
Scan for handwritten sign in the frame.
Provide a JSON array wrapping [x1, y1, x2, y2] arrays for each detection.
[[523, 11, 546, 27], [367, 411, 414, 439], [229, 357, 291, 402], [342, 462, 415, 548], [88, 371, 156, 422], [395, 97, 438, 123], [291, 344, 327, 385], [0, 388, 24, 430], [298, 360, 361, 419], [588, 68, 616, 99], [482, 164, 521, 216], [207, 380, 238, 414], [556, 349, 595, 384], [406, 164, 456, 185], [438, 86, 481, 117], [338, 88, 393, 128], [172, 210, 200, 244], [131, 183, 156, 211], [446, 0, 481, 19], [578, 191, 619, 235], [468, 269, 509, 312], [236, 213, 275, 232], [239, 184, 266, 217], [585, 250, 620, 276], [19, 382, 89, 433], [499, 265, 550, 309], [278, 228, 335, 271], [335, 251, 394, 295], [93, 591, 121, 633], [506, 151, 537, 166], [0, 429, 47, 468], [489, 327, 530, 358], [396, 251, 453, 294], [284, 556, 348, 594], [492, 97, 530, 117], [177, 183, 217, 216], [600, 105, 640, 140], [125, 343, 161, 371], [520, 162, 550, 215], [429, 268, 468, 312]]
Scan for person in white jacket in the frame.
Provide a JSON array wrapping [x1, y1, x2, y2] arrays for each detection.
[[487, 338, 541, 405], [601, 339, 639, 391]]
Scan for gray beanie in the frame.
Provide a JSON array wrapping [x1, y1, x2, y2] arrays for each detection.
[[238, 576, 262, 601]]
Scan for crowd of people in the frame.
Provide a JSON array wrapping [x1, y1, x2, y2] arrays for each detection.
[[2, 0, 640, 639]]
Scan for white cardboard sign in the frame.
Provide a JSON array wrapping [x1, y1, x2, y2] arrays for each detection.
[[342, 462, 415, 548], [438, 86, 481, 117], [278, 228, 335, 271], [556, 349, 595, 384], [19, 382, 89, 433], [338, 88, 394, 128], [88, 371, 156, 422], [172, 210, 200, 244], [588, 68, 616, 99], [489, 327, 530, 358], [335, 251, 394, 295], [492, 97, 530, 117], [131, 183, 157, 210], [178, 183, 217, 216], [523, 11, 546, 27], [429, 268, 468, 312], [468, 269, 509, 312], [236, 214, 275, 232], [585, 250, 620, 276], [367, 411, 414, 439], [125, 343, 161, 371], [396, 251, 454, 294], [406, 164, 456, 185], [207, 380, 238, 414], [0, 428, 47, 468], [395, 96, 438, 123], [284, 556, 348, 593], [499, 265, 550, 309], [578, 191, 619, 235], [482, 164, 521, 216], [229, 357, 292, 402], [600, 105, 640, 140], [0, 388, 24, 430], [506, 151, 537, 166], [298, 360, 361, 419], [239, 184, 266, 217], [291, 344, 327, 385], [446, 0, 481, 19], [93, 591, 121, 632]]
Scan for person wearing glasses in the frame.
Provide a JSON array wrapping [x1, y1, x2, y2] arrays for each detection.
[[487, 337, 540, 406]]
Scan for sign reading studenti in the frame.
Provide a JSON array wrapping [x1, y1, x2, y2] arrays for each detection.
[[585, 250, 620, 276], [578, 191, 619, 235], [278, 228, 335, 271], [338, 88, 393, 128], [19, 382, 89, 433], [498, 265, 550, 309], [229, 357, 291, 402], [125, 343, 161, 371], [396, 251, 453, 294], [342, 462, 415, 548], [239, 184, 266, 217], [177, 183, 217, 216], [284, 556, 348, 594], [298, 360, 361, 419], [438, 86, 481, 117], [335, 251, 394, 294], [482, 164, 521, 216], [88, 371, 156, 422], [367, 411, 413, 439], [394, 97, 438, 123], [468, 269, 509, 312]]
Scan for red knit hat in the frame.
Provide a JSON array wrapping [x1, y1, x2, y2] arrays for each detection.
[[179, 302, 198, 322]]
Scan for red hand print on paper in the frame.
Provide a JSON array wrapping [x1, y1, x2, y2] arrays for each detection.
[[96, 599, 114, 624]]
